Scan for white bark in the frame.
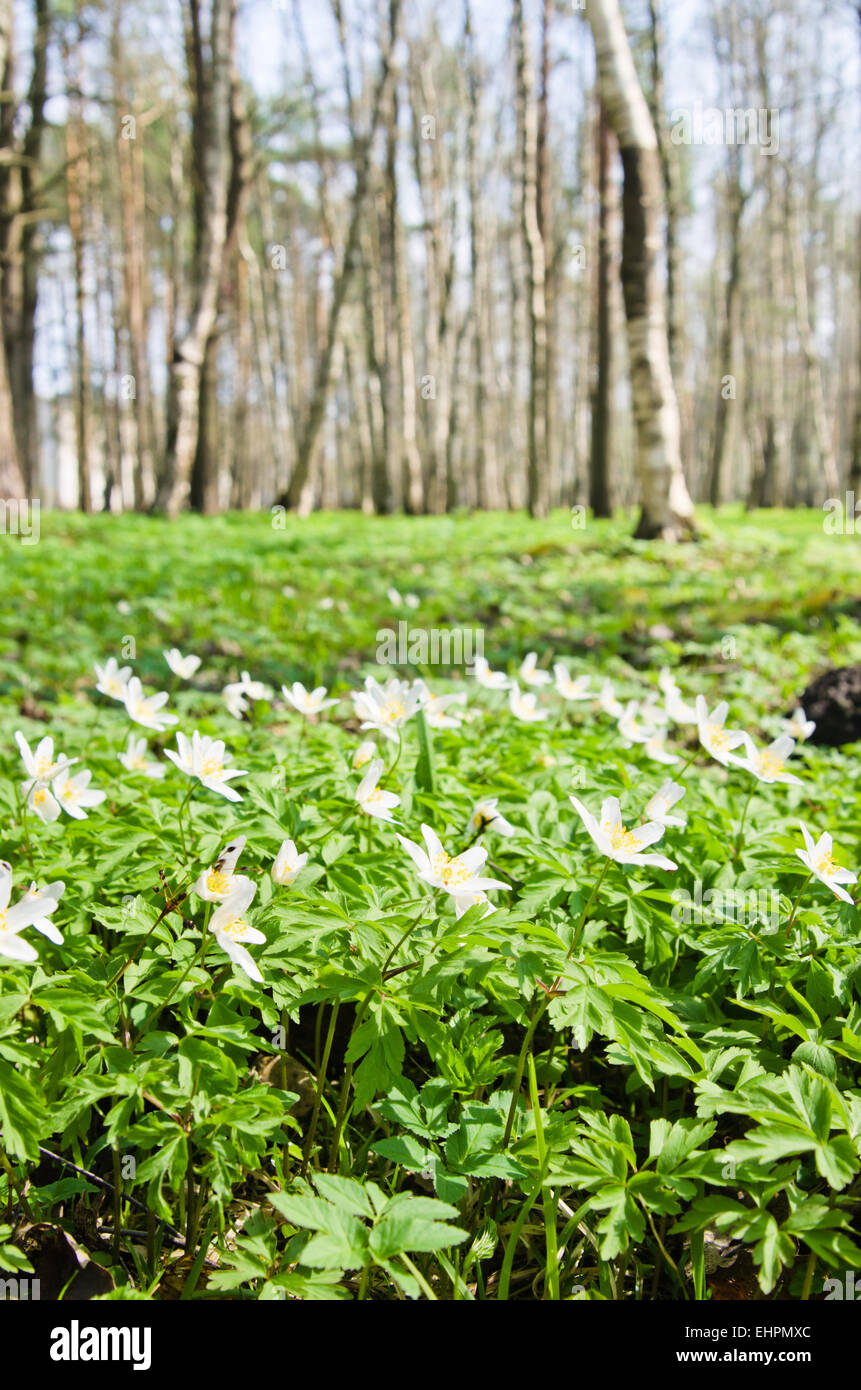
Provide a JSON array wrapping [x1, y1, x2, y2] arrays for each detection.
[[587, 0, 695, 538]]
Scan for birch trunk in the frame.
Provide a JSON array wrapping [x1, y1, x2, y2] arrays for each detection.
[[586, 0, 695, 539], [514, 0, 550, 519], [156, 0, 235, 517]]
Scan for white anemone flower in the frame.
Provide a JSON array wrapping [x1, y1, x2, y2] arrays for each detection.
[[352, 675, 428, 743], [795, 822, 857, 904], [272, 839, 309, 887], [695, 697, 747, 767], [422, 690, 467, 730], [468, 798, 515, 838], [122, 676, 178, 733], [0, 863, 64, 962], [238, 671, 271, 703], [52, 767, 107, 820], [643, 728, 681, 766], [355, 758, 400, 823], [164, 649, 201, 680], [95, 657, 132, 701], [453, 888, 496, 921], [644, 780, 686, 829], [553, 664, 592, 701], [473, 657, 510, 691], [23, 880, 66, 944], [15, 732, 77, 795], [658, 670, 697, 724], [352, 740, 377, 770], [618, 701, 655, 746], [733, 733, 802, 785], [519, 651, 552, 687], [570, 795, 677, 871], [282, 682, 338, 717], [508, 682, 547, 723], [165, 731, 247, 801], [209, 877, 265, 983], [396, 823, 508, 904], [782, 707, 815, 742], [27, 782, 61, 823], [222, 682, 249, 720], [194, 836, 247, 901], [118, 735, 165, 780], [598, 680, 624, 719]]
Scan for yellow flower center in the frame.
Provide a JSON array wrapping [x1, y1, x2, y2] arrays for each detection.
[[35, 754, 52, 776], [756, 750, 783, 778], [706, 723, 729, 750], [432, 852, 473, 888], [603, 820, 641, 853], [222, 918, 249, 940], [206, 869, 232, 895], [0, 909, 7, 932], [200, 757, 223, 777], [382, 699, 405, 724], [33, 789, 48, 806], [814, 852, 838, 878]]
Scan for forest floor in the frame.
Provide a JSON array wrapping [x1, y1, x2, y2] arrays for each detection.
[[1, 505, 861, 1302]]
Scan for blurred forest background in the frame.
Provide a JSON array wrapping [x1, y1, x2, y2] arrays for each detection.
[[0, 0, 858, 528]]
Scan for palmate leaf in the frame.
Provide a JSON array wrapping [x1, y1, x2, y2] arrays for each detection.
[[0, 1057, 48, 1159]]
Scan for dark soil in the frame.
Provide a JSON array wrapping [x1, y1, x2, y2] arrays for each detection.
[[797, 664, 861, 747]]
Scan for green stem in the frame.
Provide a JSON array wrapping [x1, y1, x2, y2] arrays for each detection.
[[502, 1002, 545, 1149], [112, 1145, 123, 1266], [328, 906, 431, 1170], [177, 781, 195, 864], [0, 1149, 34, 1221], [387, 730, 403, 780], [504, 861, 610, 1150], [302, 1001, 340, 1175], [569, 858, 610, 957], [785, 872, 813, 939], [800, 1249, 817, 1301], [677, 746, 700, 778], [733, 780, 756, 858], [132, 924, 209, 1047], [12, 783, 34, 872]]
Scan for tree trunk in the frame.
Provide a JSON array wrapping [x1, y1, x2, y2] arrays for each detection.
[[514, 0, 550, 519], [284, 0, 401, 514], [586, 0, 695, 540], [590, 100, 615, 519], [156, 0, 236, 517], [708, 155, 744, 508], [464, 1, 502, 510]]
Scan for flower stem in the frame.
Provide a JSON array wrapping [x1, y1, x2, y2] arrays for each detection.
[[677, 746, 700, 778], [302, 1002, 340, 1175], [176, 781, 195, 864], [733, 780, 756, 858], [785, 872, 813, 939], [800, 1248, 817, 1301], [387, 730, 403, 780], [504, 860, 610, 1150], [328, 905, 431, 1169], [12, 783, 34, 872], [0, 1149, 34, 1221]]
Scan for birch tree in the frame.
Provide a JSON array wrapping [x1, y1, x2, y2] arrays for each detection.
[[586, 0, 695, 538]]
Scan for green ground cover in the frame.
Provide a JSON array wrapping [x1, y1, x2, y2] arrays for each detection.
[[0, 506, 860, 1300]]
